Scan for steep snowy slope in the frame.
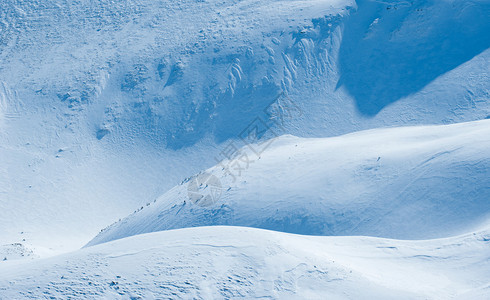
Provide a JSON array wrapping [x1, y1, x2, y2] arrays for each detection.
[[1, 0, 489, 254], [0, 0, 357, 255], [88, 120, 490, 246], [1, 226, 489, 299]]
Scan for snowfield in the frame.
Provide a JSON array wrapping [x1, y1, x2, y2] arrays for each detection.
[[1, 0, 489, 254], [1, 0, 490, 298], [1, 226, 490, 299]]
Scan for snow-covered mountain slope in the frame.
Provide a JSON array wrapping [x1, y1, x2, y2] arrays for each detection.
[[1, 226, 489, 299], [0, 0, 356, 255], [1, 0, 489, 254], [87, 120, 490, 246]]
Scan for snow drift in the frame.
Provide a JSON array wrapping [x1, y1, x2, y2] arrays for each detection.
[[2, 226, 490, 299]]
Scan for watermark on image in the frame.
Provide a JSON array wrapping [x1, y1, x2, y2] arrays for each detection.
[[187, 91, 302, 206], [187, 172, 224, 207]]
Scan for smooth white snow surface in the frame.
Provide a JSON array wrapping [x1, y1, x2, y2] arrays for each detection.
[[1, 226, 490, 299]]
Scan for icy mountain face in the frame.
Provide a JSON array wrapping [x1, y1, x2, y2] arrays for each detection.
[[3, 0, 487, 145], [0, 0, 354, 148], [88, 120, 490, 246], [1, 0, 489, 252]]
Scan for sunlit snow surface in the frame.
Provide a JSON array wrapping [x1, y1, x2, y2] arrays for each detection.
[[2, 226, 490, 299], [88, 120, 490, 245]]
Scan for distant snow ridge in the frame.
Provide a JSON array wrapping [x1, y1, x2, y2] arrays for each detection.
[[87, 120, 490, 246]]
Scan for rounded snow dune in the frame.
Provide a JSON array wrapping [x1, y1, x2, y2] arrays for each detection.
[[87, 120, 490, 246], [1, 226, 489, 299]]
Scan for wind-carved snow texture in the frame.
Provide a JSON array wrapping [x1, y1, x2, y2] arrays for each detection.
[[1, 0, 489, 149]]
